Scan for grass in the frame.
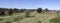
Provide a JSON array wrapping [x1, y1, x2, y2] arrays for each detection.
[[5, 21, 11, 23], [0, 19, 3, 21], [38, 21, 41, 23], [14, 16, 23, 21], [0, 12, 59, 23], [50, 18, 60, 23]]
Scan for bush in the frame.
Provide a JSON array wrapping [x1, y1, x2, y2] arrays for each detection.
[[13, 8, 19, 13], [0, 10, 5, 16], [5, 22, 11, 23], [20, 9, 26, 12], [38, 21, 41, 23], [37, 8, 42, 13], [25, 12, 35, 18], [0, 19, 3, 21], [50, 18, 60, 23], [14, 16, 23, 21], [25, 12, 31, 18], [45, 8, 49, 12], [8, 8, 13, 15]]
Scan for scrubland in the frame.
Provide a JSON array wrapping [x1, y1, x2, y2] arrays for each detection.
[[0, 11, 60, 23]]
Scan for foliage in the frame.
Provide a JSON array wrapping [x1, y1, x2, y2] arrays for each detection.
[[38, 21, 41, 23], [13, 8, 19, 13], [25, 12, 31, 18], [8, 8, 13, 15], [0, 19, 3, 21], [14, 16, 23, 21], [37, 8, 42, 13], [0, 10, 5, 16], [5, 21, 11, 23], [45, 8, 49, 12], [50, 18, 60, 23], [20, 9, 26, 12]]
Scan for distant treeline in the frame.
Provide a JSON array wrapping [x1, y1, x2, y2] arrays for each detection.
[[0, 8, 49, 16]]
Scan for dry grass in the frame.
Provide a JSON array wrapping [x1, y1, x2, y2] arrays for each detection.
[[0, 12, 59, 23]]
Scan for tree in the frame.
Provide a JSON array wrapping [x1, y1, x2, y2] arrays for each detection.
[[20, 9, 26, 12], [37, 8, 42, 13], [14, 8, 19, 13], [0, 10, 5, 16], [8, 8, 13, 15], [1, 10, 5, 15], [0, 8, 5, 16], [45, 8, 49, 12]]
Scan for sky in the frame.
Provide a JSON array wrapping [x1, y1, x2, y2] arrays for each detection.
[[0, 0, 60, 10]]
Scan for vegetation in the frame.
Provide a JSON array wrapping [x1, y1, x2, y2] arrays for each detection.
[[25, 12, 31, 18], [38, 21, 41, 23], [14, 16, 23, 21], [8, 8, 13, 15], [19, 9, 26, 12], [0, 9, 5, 16], [50, 18, 60, 23], [0, 7, 59, 23], [37, 8, 42, 13], [5, 21, 11, 23], [13, 8, 19, 13], [0, 8, 50, 15], [45, 8, 49, 12], [0, 19, 3, 21]]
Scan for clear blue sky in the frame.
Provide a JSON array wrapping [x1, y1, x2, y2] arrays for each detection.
[[0, 0, 60, 10]]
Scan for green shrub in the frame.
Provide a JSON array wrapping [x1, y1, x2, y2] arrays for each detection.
[[38, 21, 41, 23], [25, 12, 31, 18], [14, 16, 23, 21], [37, 8, 42, 13], [0, 19, 3, 21], [5, 22, 11, 23], [50, 18, 60, 23], [8, 8, 13, 15], [25, 12, 35, 18], [45, 8, 49, 12]]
